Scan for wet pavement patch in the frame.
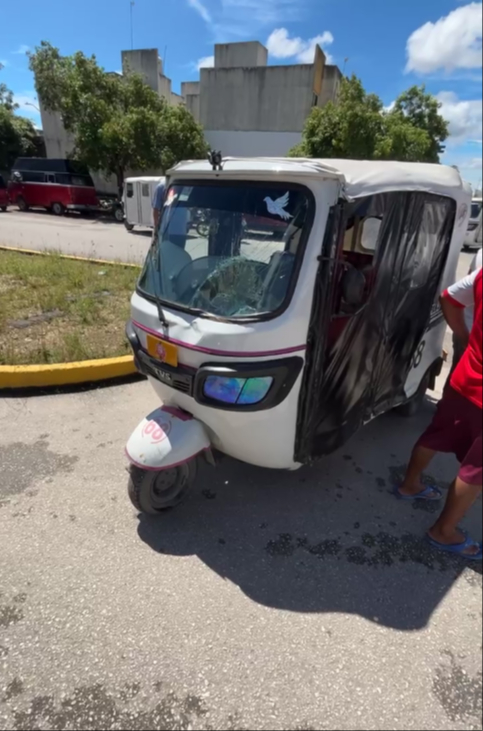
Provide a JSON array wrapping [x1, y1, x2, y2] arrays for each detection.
[[4, 678, 24, 702], [0, 441, 79, 500], [0, 605, 24, 629], [433, 651, 483, 725], [11, 684, 209, 731], [265, 531, 483, 573]]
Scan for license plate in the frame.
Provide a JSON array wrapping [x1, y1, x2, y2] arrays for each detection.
[[146, 335, 178, 368]]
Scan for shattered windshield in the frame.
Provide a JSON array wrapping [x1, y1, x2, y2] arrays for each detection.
[[138, 182, 313, 319]]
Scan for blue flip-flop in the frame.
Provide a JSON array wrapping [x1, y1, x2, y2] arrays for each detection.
[[426, 534, 483, 561], [394, 484, 443, 501]]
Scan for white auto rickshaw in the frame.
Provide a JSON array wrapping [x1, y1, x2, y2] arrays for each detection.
[[123, 176, 165, 231], [125, 157, 471, 514]]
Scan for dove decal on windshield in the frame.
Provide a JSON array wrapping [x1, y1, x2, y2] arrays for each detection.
[[264, 192, 293, 221]]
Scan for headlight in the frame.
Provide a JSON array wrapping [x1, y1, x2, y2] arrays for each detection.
[[194, 358, 304, 412], [203, 376, 273, 405]]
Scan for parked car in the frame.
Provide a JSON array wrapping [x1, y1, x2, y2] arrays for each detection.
[[8, 158, 99, 215], [463, 197, 483, 251], [0, 175, 9, 211]]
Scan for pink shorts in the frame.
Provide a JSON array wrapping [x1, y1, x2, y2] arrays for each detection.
[[417, 387, 482, 486]]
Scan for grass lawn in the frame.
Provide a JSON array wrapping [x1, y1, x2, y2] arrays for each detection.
[[0, 251, 140, 365]]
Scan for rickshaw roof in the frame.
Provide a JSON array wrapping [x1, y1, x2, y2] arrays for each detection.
[[169, 158, 470, 202], [125, 176, 165, 184]]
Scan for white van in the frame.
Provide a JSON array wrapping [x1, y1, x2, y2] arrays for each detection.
[[123, 176, 165, 231], [464, 197, 483, 250]]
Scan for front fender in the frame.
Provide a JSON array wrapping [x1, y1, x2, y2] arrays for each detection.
[[126, 406, 211, 471]]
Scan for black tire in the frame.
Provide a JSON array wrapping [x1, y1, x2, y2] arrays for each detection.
[[124, 220, 135, 232], [128, 460, 197, 514], [17, 196, 29, 212], [52, 202, 65, 216], [114, 206, 124, 223], [396, 372, 431, 418], [0, 207, 7, 212]]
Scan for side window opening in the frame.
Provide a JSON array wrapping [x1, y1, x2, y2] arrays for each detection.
[[126, 183, 134, 199], [142, 183, 150, 197]]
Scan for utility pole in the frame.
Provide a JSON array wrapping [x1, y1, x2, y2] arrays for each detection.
[[130, 1, 135, 50]]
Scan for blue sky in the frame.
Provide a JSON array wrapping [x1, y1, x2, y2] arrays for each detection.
[[1, 0, 481, 186]]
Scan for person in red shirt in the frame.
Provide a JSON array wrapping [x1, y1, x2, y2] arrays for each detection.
[[396, 267, 483, 560]]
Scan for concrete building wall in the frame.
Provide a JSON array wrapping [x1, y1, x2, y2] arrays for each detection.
[[214, 42, 268, 69], [318, 65, 343, 107], [121, 49, 161, 92], [199, 64, 314, 133], [181, 82, 200, 121], [204, 130, 301, 157]]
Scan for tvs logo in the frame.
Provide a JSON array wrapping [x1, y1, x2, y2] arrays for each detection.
[[142, 419, 172, 444]]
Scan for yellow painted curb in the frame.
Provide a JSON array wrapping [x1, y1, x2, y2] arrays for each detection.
[[0, 356, 137, 390], [0, 245, 142, 268]]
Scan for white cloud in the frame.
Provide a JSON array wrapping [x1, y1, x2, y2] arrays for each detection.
[[437, 91, 483, 144], [210, 0, 301, 40], [13, 44, 30, 55], [267, 28, 334, 64], [187, 0, 212, 24], [406, 2, 483, 74], [197, 55, 215, 69]]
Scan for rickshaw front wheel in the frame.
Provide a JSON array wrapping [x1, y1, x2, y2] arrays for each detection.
[[128, 460, 197, 514]]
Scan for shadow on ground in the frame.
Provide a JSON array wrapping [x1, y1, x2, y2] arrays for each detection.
[[137, 398, 482, 632]]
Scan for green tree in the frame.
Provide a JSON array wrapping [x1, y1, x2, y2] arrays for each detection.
[[0, 63, 41, 170], [390, 85, 448, 162], [29, 42, 208, 194], [291, 76, 449, 164]]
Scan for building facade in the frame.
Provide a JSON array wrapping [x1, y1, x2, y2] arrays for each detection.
[[37, 41, 342, 190], [182, 41, 342, 157]]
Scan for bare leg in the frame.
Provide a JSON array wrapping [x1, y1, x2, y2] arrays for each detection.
[[429, 477, 482, 555], [399, 445, 439, 497]]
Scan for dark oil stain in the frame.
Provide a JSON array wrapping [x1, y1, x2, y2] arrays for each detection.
[[266, 533, 296, 557], [0, 605, 24, 629], [266, 529, 480, 574], [355, 467, 363, 474], [353, 522, 361, 530], [218, 538, 226, 546], [433, 651, 482, 723], [153, 682, 163, 693], [343, 454, 352, 461], [69, 515, 77, 523], [201, 489, 217, 500], [13, 593, 27, 604], [39, 434, 50, 440], [12, 685, 208, 731], [5, 678, 24, 701], [0, 442, 78, 499], [376, 477, 386, 488], [119, 682, 141, 702]]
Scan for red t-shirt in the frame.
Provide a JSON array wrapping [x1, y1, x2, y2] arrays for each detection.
[[443, 268, 483, 409]]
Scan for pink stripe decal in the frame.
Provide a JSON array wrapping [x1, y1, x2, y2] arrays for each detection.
[[132, 320, 306, 358]]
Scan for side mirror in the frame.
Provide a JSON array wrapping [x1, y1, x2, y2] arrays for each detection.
[[341, 266, 366, 307]]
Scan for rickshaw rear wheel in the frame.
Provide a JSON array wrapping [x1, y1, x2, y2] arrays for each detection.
[[128, 460, 197, 514], [124, 220, 135, 232], [396, 372, 431, 418]]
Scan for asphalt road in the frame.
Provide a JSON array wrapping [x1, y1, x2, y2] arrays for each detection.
[[0, 226, 481, 730], [0, 209, 152, 264]]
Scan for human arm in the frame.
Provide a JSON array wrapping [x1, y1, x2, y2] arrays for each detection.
[[152, 183, 165, 231], [440, 268, 479, 347]]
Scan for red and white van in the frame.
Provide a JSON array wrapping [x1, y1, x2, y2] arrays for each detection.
[[8, 158, 98, 215], [0, 175, 9, 212]]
